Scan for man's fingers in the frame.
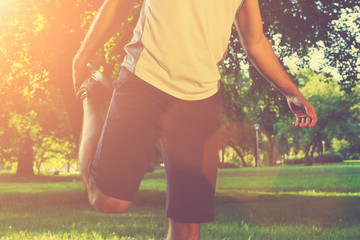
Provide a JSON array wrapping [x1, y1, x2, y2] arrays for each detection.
[[304, 105, 317, 128], [301, 117, 313, 128], [299, 117, 307, 127], [308, 116, 318, 128], [293, 117, 301, 127], [294, 116, 317, 128]]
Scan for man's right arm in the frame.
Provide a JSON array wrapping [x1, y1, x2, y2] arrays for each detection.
[[234, 0, 317, 128], [73, 0, 136, 92]]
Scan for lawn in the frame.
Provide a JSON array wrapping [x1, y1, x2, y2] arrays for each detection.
[[1, 161, 360, 239]]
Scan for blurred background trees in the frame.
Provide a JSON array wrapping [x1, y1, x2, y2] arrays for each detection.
[[0, 0, 359, 174]]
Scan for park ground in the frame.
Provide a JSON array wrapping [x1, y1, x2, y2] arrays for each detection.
[[1, 161, 360, 239]]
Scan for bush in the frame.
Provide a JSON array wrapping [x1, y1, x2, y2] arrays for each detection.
[[218, 162, 239, 169], [314, 152, 343, 164], [284, 153, 342, 165], [349, 153, 360, 160], [283, 157, 305, 165]]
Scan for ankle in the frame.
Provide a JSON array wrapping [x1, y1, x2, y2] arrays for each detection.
[[167, 220, 200, 240]]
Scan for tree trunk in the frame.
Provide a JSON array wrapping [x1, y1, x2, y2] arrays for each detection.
[[304, 142, 313, 166], [267, 132, 274, 166], [35, 161, 41, 175], [16, 135, 35, 176], [310, 137, 320, 164], [304, 137, 319, 166], [228, 143, 247, 167], [238, 152, 247, 168], [310, 143, 317, 164], [55, 68, 83, 144], [294, 136, 300, 155], [222, 147, 225, 164]]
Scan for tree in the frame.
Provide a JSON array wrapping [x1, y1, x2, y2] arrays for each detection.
[[276, 69, 360, 165], [0, 0, 143, 174], [33, 136, 77, 174], [220, 64, 290, 166], [0, 0, 74, 175], [331, 138, 351, 158], [259, 0, 360, 91], [220, 71, 254, 167], [220, 121, 257, 167]]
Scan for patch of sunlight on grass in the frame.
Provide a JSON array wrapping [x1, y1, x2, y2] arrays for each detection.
[[264, 190, 360, 197], [344, 160, 360, 163], [0, 231, 152, 240], [218, 189, 360, 198]]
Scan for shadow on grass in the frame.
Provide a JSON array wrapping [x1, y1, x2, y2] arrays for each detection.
[[214, 192, 360, 228]]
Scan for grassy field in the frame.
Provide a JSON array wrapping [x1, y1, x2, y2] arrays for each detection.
[[1, 161, 360, 239]]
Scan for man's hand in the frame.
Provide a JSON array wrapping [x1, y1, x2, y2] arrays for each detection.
[[71, 0, 135, 94], [72, 54, 88, 94], [286, 95, 317, 128]]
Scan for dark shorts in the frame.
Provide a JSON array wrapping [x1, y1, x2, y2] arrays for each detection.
[[89, 68, 222, 223]]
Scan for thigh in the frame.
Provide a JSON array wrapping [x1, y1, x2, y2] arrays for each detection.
[[162, 92, 222, 223], [90, 72, 165, 201]]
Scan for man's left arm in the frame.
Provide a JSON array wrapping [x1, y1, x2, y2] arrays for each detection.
[[234, 0, 317, 128]]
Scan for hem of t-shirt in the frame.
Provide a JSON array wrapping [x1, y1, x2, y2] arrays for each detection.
[[134, 67, 219, 101]]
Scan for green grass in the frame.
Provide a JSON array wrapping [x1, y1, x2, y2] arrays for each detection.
[[1, 161, 360, 239]]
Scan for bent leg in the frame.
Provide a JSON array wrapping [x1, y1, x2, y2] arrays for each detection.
[[167, 219, 200, 240], [81, 72, 167, 212], [79, 98, 131, 213]]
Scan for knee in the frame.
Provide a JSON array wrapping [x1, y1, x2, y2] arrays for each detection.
[[90, 192, 132, 214]]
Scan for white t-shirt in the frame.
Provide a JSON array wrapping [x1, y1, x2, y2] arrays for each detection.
[[122, 0, 244, 100]]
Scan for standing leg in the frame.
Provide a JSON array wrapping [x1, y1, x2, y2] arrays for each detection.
[[162, 92, 223, 239], [78, 98, 131, 213], [167, 219, 200, 240]]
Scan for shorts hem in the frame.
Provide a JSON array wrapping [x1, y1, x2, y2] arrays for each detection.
[[89, 163, 137, 202]]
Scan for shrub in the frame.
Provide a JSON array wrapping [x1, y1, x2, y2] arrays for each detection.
[[283, 157, 305, 165], [349, 153, 360, 160], [284, 152, 343, 165], [314, 152, 343, 164], [218, 162, 239, 168]]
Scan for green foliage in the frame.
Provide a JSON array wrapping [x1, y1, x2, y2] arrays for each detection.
[[0, 0, 94, 173], [315, 152, 343, 164], [8, 111, 42, 141], [350, 153, 360, 160], [276, 69, 360, 164], [34, 136, 77, 174], [331, 138, 351, 157], [224, 1, 360, 92], [284, 152, 343, 165], [283, 156, 306, 165], [220, 66, 287, 166], [219, 147, 241, 165], [0, 0, 145, 174]]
